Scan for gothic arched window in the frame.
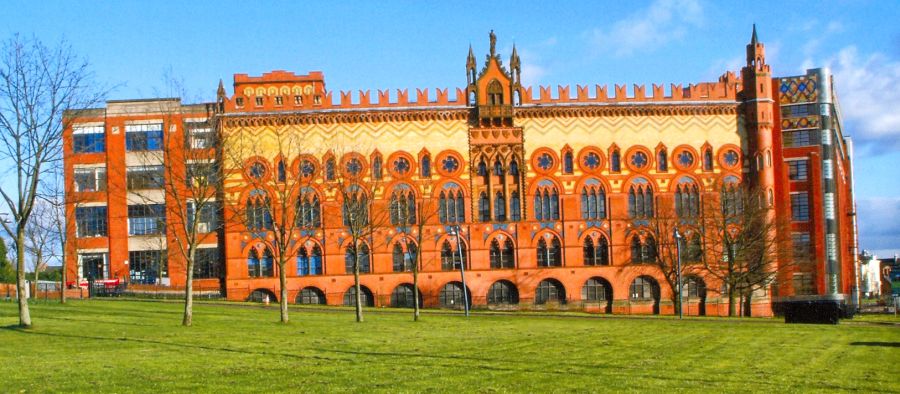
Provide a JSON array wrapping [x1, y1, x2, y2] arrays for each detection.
[[580, 185, 607, 220], [489, 238, 516, 269], [537, 236, 562, 267]]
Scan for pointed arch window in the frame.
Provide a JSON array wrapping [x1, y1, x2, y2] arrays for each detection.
[[537, 236, 562, 267], [627, 182, 653, 219], [248, 248, 273, 277], [658, 149, 668, 172], [246, 191, 273, 231], [610, 150, 621, 172], [325, 158, 336, 181], [721, 181, 743, 217], [439, 188, 465, 224], [686, 234, 703, 263], [580, 185, 607, 220], [389, 187, 416, 226], [703, 148, 714, 171], [372, 155, 383, 180], [563, 151, 574, 174], [477, 159, 489, 184], [584, 237, 609, 266], [494, 191, 506, 221], [675, 182, 700, 218], [392, 242, 416, 272], [490, 238, 516, 269], [296, 192, 321, 228], [534, 186, 560, 221], [487, 80, 503, 105], [631, 236, 656, 264], [509, 159, 519, 177], [345, 243, 371, 274], [297, 245, 323, 276], [421, 154, 431, 178], [441, 240, 467, 271], [478, 191, 490, 222], [276, 160, 286, 183], [342, 191, 368, 227], [510, 190, 521, 221]]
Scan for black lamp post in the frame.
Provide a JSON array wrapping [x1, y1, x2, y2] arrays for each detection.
[[449, 225, 470, 317], [673, 226, 683, 320]]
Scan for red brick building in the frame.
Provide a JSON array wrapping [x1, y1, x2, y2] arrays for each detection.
[[63, 29, 858, 316]]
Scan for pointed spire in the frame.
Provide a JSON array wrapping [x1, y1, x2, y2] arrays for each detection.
[[510, 44, 521, 78], [467, 44, 476, 69], [751, 23, 758, 45], [217, 79, 225, 97]]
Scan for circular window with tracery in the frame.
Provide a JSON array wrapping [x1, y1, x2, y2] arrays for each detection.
[[677, 151, 694, 167], [300, 159, 316, 178], [345, 158, 363, 176], [442, 156, 459, 173], [630, 152, 648, 169], [393, 157, 411, 175], [722, 150, 740, 168], [583, 152, 601, 169], [537, 153, 554, 171]]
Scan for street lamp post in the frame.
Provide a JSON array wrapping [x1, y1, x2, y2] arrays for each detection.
[[449, 225, 470, 317], [673, 226, 683, 320]]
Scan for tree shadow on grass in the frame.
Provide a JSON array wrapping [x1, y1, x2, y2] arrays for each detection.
[[850, 342, 900, 347], [0, 326, 864, 391]]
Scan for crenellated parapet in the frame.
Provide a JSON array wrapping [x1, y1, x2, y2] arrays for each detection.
[[519, 72, 739, 106]]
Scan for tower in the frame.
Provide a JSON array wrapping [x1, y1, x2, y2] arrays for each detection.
[[741, 24, 776, 205], [465, 31, 525, 224]]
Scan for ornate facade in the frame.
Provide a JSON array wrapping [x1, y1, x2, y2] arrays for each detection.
[[63, 28, 858, 316]]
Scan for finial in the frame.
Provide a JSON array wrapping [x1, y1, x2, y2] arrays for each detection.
[[751, 23, 758, 45], [489, 30, 497, 56], [217, 79, 225, 96]]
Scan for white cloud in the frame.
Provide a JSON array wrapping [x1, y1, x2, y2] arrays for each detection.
[[587, 0, 703, 57], [822, 46, 900, 152]]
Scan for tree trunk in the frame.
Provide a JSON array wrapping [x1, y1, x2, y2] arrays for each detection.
[[59, 246, 66, 304], [16, 228, 32, 327], [182, 248, 195, 327], [34, 258, 39, 300], [744, 292, 753, 317], [413, 255, 420, 322], [727, 285, 736, 317], [278, 258, 289, 323], [354, 243, 363, 323]]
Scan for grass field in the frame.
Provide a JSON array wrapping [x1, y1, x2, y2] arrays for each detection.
[[1, 300, 898, 393]]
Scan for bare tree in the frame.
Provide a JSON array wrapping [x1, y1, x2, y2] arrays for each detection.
[[408, 197, 430, 321], [224, 126, 315, 324], [0, 35, 104, 327], [640, 203, 691, 316], [699, 183, 803, 316], [325, 147, 390, 323], [25, 199, 58, 295]]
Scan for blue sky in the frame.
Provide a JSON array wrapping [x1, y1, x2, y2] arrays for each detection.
[[2, 0, 899, 256]]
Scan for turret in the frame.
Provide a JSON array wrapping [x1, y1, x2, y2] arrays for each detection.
[[741, 24, 775, 204]]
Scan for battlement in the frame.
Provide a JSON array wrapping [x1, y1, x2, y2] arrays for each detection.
[[221, 70, 741, 113], [521, 72, 740, 105]]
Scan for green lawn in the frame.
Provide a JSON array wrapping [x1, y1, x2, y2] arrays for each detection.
[[1, 300, 898, 393]]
